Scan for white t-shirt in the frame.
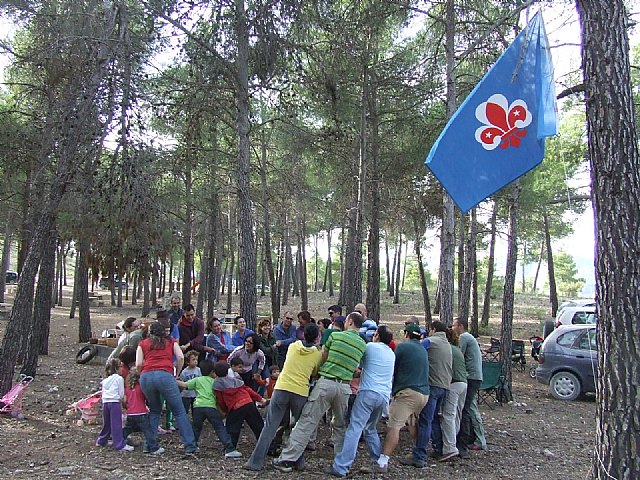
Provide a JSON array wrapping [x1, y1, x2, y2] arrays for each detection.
[[101, 373, 125, 403]]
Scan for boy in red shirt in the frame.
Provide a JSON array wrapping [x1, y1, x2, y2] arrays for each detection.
[[213, 361, 268, 449]]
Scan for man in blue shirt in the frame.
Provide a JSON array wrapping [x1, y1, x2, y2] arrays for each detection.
[[325, 325, 395, 477], [274, 311, 297, 368]]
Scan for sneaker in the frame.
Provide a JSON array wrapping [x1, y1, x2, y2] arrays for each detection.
[[157, 426, 168, 435], [322, 465, 345, 478], [168, 425, 177, 432], [458, 450, 471, 459], [470, 444, 485, 451], [225, 450, 243, 458], [150, 447, 165, 455], [399, 455, 427, 468], [359, 464, 388, 474], [243, 463, 262, 472], [271, 460, 293, 473], [439, 452, 458, 462], [95, 442, 106, 447], [120, 444, 135, 452]]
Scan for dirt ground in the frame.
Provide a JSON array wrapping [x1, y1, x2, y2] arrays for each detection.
[[0, 286, 596, 480]]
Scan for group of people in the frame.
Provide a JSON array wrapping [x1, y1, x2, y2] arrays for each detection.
[[95, 296, 487, 476]]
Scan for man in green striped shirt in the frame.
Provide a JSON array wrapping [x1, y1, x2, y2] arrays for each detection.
[[273, 311, 367, 473]]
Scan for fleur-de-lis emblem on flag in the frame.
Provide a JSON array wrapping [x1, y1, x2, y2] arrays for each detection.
[[475, 93, 532, 151]]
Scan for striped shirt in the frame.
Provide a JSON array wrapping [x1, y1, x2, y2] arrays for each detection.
[[319, 329, 367, 381]]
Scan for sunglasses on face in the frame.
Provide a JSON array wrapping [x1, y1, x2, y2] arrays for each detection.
[[285, 317, 294, 321]]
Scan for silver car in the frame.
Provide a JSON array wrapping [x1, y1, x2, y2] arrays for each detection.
[[536, 324, 597, 401]]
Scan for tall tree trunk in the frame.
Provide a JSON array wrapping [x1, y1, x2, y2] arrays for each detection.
[[226, 224, 236, 316], [338, 226, 346, 306], [470, 220, 479, 337], [366, 74, 380, 322], [182, 169, 193, 307], [385, 231, 391, 294], [437, 0, 457, 327], [21, 229, 57, 374], [77, 240, 92, 343], [142, 265, 150, 318], [532, 241, 544, 293], [313, 234, 318, 291], [70, 257, 80, 322], [389, 238, 397, 298], [413, 218, 432, 328], [234, 0, 257, 328], [131, 271, 138, 305], [459, 210, 476, 325], [297, 216, 308, 311], [0, 218, 11, 304], [500, 183, 519, 402], [481, 199, 498, 327], [543, 210, 559, 317], [393, 234, 402, 304], [577, 1, 640, 476], [57, 243, 64, 306], [457, 214, 465, 308], [151, 263, 158, 308], [327, 228, 334, 297]]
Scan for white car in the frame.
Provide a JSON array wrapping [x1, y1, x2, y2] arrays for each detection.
[[543, 303, 597, 338]]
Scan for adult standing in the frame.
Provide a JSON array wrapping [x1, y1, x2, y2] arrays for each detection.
[[243, 323, 322, 472], [454, 317, 486, 457], [257, 319, 278, 368], [231, 316, 255, 347], [296, 311, 313, 341], [439, 328, 468, 462], [168, 294, 183, 327], [272, 312, 367, 473], [367, 324, 429, 474], [406, 320, 452, 468], [227, 333, 266, 391], [108, 317, 142, 361], [327, 325, 395, 477], [274, 312, 297, 368], [135, 322, 197, 455], [178, 304, 210, 363], [205, 318, 233, 362]]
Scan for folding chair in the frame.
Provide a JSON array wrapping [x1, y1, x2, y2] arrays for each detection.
[[478, 361, 508, 408], [482, 337, 501, 362], [511, 339, 526, 372]]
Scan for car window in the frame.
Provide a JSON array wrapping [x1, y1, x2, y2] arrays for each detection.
[[572, 311, 596, 324], [557, 330, 582, 347], [576, 329, 597, 351]]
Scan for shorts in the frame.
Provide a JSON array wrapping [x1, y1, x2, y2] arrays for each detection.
[[387, 388, 429, 430]]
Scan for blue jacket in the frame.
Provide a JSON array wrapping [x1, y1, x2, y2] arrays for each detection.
[[231, 328, 255, 347], [274, 323, 297, 361], [206, 330, 234, 361]]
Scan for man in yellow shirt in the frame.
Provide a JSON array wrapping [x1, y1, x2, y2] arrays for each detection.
[[244, 323, 322, 471]]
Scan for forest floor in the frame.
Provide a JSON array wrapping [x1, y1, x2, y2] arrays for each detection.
[[0, 286, 596, 480]]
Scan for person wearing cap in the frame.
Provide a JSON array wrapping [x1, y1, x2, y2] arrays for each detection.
[[363, 323, 429, 474], [403, 320, 452, 468], [272, 312, 367, 473]]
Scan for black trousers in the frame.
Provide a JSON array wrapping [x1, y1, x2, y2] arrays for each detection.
[[225, 402, 264, 448]]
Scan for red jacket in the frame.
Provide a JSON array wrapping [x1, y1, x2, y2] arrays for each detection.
[[213, 376, 262, 414]]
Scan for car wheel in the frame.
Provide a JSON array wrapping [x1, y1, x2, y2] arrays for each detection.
[[543, 319, 555, 339], [549, 371, 581, 401], [529, 365, 537, 379], [76, 345, 98, 364]]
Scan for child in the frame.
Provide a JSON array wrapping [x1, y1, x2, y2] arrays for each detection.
[[213, 361, 268, 449], [177, 360, 242, 458], [228, 357, 243, 379], [256, 365, 280, 400], [96, 359, 134, 452], [119, 346, 136, 380], [122, 369, 162, 454], [180, 351, 201, 415]]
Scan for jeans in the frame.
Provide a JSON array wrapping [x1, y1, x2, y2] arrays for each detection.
[[277, 376, 350, 464], [192, 407, 234, 452], [413, 385, 447, 462], [225, 403, 264, 448], [246, 389, 308, 470], [333, 390, 386, 476], [96, 402, 126, 450], [457, 379, 482, 454], [182, 396, 195, 415], [123, 413, 154, 451], [140, 370, 197, 453]]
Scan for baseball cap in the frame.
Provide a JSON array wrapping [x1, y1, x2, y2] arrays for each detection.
[[404, 323, 422, 339]]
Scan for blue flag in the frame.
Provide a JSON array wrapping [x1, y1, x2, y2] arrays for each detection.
[[425, 12, 557, 213]]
